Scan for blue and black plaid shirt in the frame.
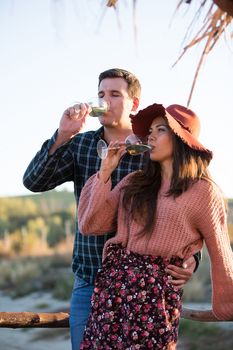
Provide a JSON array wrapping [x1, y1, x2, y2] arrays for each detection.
[[23, 127, 145, 284]]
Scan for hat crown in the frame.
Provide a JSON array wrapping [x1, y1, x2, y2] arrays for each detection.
[[166, 104, 200, 138]]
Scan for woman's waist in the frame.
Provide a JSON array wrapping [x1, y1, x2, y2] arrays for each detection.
[[104, 235, 203, 261], [105, 243, 183, 269]]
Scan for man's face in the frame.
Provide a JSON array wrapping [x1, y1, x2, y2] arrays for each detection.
[[97, 77, 138, 128]]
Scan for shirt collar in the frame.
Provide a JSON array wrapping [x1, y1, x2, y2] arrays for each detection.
[[93, 126, 104, 140]]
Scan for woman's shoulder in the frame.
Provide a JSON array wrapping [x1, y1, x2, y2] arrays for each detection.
[[192, 178, 226, 204], [194, 177, 221, 191]]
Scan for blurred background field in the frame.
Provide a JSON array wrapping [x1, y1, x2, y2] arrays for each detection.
[[0, 190, 233, 349], [0, 190, 74, 349]]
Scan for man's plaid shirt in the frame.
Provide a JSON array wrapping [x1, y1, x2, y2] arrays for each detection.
[[23, 127, 145, 284]]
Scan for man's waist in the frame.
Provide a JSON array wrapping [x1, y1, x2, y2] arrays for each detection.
[[72, 231, 115, 283], [72, 263, 100, 285]]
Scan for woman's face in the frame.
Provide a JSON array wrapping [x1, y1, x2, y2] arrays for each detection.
[[148, 117, 173, 164]]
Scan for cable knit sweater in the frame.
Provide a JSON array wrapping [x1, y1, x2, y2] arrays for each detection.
[[78, 172, 233, 321]]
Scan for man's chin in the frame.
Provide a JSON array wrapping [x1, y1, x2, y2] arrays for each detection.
[[99, 116, 112, 126]]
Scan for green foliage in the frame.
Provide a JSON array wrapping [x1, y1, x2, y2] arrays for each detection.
[[179, 318, 219, 337], [0, 190, 75, 255], [0, 255, 73, 299], [227, 199, 233, 226], [183, 246, 212, 302], [179, 319, 233, 350], [0, 197, 38, 235], [47, 215, 65, 247], [0, 197, 38, 219], [52, 272, 74, 300], [0, 257, 45, 292], [22, 189, 75, 213]]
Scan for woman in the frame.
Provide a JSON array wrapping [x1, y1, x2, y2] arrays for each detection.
[[78, 103, 233, 349]]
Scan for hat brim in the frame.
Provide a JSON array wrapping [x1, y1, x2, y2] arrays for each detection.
[[130, 103, 212, 157], [165, 111, 212, 155]]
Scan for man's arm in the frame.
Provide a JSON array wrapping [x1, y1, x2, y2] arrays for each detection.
[[23, 103, 91, 192], [22, 132, 74, 192], [48, 103, 90, 155]]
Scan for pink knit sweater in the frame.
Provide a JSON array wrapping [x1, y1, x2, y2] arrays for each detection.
[[78, 172, 233, 321]]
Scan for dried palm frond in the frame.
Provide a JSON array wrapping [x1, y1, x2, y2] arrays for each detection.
[[174, 0, 233, 106], [173, 0, 232, 106], [105, 0, 233, 106], [104, 0, 138, 45], [107, 0, 118, 7], [214, 0, 233, 17]]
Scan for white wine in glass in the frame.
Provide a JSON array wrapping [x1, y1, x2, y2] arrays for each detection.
[[89, 99, 109, 117], [125, 134, 152, 156], [97, 134, 152, 159], [72, 99, 109, 118]]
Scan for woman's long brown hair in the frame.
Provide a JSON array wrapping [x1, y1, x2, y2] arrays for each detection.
[[122, 134, 213, 236]]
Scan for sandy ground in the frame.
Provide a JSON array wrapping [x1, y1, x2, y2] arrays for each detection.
[[0, 292, 70, 350]]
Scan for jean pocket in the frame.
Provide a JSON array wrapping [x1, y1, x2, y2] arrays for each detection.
[[73, 276, 89, 291]]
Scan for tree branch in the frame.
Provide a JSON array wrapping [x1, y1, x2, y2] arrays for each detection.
[[0, 309, 232, 328], [0, 312, 69, 328]]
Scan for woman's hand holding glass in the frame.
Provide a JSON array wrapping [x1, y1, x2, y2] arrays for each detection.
[[99, 141, 126, 183]]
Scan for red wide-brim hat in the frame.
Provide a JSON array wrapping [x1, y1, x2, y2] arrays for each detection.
[[130, 103, 213, 157]]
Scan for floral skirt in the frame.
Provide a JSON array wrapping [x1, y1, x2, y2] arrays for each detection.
[[80, 244, 183, 350]]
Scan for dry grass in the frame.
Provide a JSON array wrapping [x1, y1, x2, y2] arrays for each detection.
[[0, 234, 73, 258]]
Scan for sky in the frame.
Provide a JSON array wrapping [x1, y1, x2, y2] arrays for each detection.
[[0, 0, 233, 198]]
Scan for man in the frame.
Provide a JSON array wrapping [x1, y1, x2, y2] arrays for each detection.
[[23, 68, 197, 349]]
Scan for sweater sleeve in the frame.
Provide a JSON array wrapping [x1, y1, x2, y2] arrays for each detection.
[[196, 181, 233, 320], [78, 172, 131, 235]]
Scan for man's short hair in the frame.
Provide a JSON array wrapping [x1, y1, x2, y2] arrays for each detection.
[[98, 68, 141, 99]]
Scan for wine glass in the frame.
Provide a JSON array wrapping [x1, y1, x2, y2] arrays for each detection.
[[124, 134, 152, 156], [97, 134, 152, 159], [97, 139, 109, 160], [72, 98, 109, 119], [88, 100, 109, 117]]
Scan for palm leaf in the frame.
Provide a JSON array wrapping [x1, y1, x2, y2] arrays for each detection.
[[105, 0, 233, 106]]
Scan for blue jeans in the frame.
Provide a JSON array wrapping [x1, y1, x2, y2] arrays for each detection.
[[69, 276, 94, 350]]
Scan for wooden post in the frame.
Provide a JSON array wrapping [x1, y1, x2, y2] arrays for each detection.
[[0, 312, 69, 328], [181, 308, 219, 322], [0, 309, 232, 328]]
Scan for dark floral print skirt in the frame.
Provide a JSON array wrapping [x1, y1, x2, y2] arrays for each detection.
[[80, 244, 183, 350]]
